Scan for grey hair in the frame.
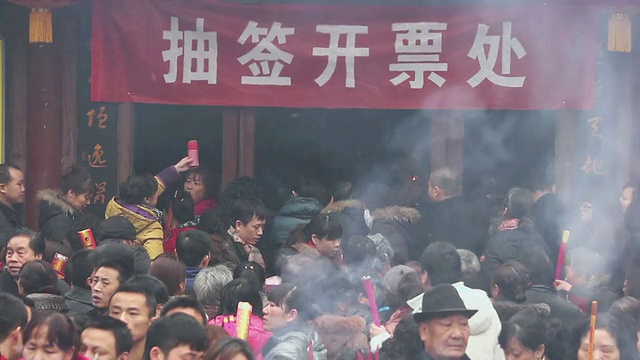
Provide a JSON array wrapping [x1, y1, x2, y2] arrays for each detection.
[[457, 249, 480, 273], [193, 265, 233, 306], [428, 167, 461, 197]]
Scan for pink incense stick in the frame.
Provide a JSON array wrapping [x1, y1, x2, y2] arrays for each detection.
[[362, 277, 381, 326]]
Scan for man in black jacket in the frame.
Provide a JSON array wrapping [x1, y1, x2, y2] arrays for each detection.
[[64, 249, 95, 314], [518, 242, 584, 328], [415, 167, 487, 256], [0, 164, 25, 250], [530, 177, 566, 264]]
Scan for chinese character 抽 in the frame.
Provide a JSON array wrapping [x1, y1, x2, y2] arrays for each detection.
[[88, 144, 107, 169], [581, 156, 608, 175], [237, 21, 295, 86], [313, 25, 369, 88], [163, 17, 218, 84], [390, 22, 448, 88], [467, 22, 527, 88]]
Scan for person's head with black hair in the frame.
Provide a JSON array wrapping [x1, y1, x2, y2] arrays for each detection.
[[170, 193, 195, 226], [123, 275, 170, 316], [219, 278, 263, 317], [516, 242, 554, 287], [183, 168, 218, 206], [60, 165, 93, 211], [18, 260, 59, 296], [573, 314, 639, 360], [176, 230, 211, 268], [328, 181, 353, 203], [149, 254, 187, 297], [90, 243, 135, 309], [263, 283, 321, 332], [229, 197, 269, 246], [5, 228, 45, 279], [420, 241, 462, 288], [132, 245, 151, 275], [22, 312, 79, 360], [303, 213, 343, 258], [221, 177, 260, 204], [343, 235, 376, 265], [144, 314, 208, 360], [119, 174, 159, 207], [292, 177, 329, 205], [233, 262, 265, 290], [205, 338, 254, 360], [81, 316, 133, 360], [0, 293, 29, 360], [0, 163, 25, 208], [499, 314, 549, 360], [109, 280, 158, 349], [491, 261, 530, 303], [160, 296, 207, 325]]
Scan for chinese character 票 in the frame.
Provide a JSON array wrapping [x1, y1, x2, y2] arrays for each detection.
[[237, 21, 295, 86], [163, 17, 218, 84], [581, 156, 608, 175], [467, 22, 526, 88], [390, 22, 448, 88], [313, 25, 369, 88]]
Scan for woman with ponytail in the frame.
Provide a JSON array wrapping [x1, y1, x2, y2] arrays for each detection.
[[482, 187, 549, 274], [261, 283, 327, 360]]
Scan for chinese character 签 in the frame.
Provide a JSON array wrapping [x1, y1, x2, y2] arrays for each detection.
[[163, 17, 218, 84], [237, 21, 295, 86], [93, 182, 107, 205], [313, 25, 369, 88], [88, 144, 107, 169], [580, 155, 608, 175], [467, 22, 527, 88], [390, 22, 448, 89]]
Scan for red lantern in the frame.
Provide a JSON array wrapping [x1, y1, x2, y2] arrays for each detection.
[[7, 0, 83, 43]]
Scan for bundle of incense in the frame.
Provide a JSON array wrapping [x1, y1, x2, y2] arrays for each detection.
[[362, 277, 381, 326], [588, 301, 599, 360], [51, 253, 68, 279], [78, 229, 97, 249], [555, 230, 570, 280], [236, 302, 252, 340]]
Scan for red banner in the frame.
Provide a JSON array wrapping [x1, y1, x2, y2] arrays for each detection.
[[92, 0, 597, 110]]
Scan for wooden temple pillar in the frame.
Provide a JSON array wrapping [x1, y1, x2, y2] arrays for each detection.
[[431, 111, 464, 174], [222, 108, 256, 188]]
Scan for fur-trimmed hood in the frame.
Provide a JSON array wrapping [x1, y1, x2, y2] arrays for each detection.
[[492, 301, 551, 321], [38, 189, 78, 215], [322, 199, 364, 214], [371, 206, 420, 224], [311, 314, 368, 360]]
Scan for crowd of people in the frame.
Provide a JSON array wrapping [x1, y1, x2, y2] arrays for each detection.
[[1, 159, 640, 360]]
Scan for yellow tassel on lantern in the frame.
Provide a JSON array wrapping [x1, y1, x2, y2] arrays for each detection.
[[608, 12, 632, 53], [29, 8, 53, 43]]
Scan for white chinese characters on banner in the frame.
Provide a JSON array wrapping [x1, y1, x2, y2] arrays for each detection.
[[467, 22, 527, 88], [390, 22, 448, 89], [163, 17, 218, 84], [237, 21, 295, 86], [313, 25, 369, 88]]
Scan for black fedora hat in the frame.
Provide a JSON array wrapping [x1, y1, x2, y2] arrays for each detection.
[[413, 284, 478, 323]]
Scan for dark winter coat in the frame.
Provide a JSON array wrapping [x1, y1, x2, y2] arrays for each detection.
[[64, 287, 94, 314], [531, 193, 566, 263], [416, 196, 487, 256], [38, 189, 83, 243], [311, 315, 368, 360], [271, 197, 324, 247], [525, 285, 584, 328], [492, 300, 550, 322], [322, 200, 369, 244], [0, 201, 23, 249], [262, 326, 327, 360], [371, 206, 420, 265], [482, 225, 549, 273], [0, 269, 18, 296]]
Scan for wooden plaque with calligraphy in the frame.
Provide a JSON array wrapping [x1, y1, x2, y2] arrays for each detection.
[[76, 2, 118, 217]]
